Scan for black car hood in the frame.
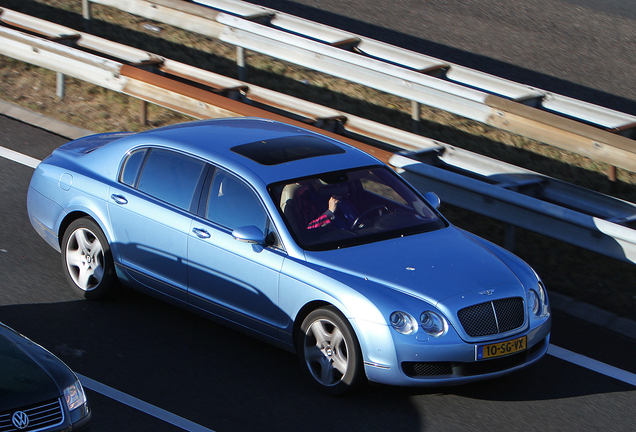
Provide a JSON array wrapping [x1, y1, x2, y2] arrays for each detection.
[[0, 324, 74, 411]]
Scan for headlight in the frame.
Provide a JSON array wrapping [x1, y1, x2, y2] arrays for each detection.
[[420, 311, 447, 337], [538, 281, 547, 305], [390, 311, 418, 335], [529, 281, 549, 316], [528, 281, 548, 316], [528, 290, 540, 315], [64, 380, 87, 411]]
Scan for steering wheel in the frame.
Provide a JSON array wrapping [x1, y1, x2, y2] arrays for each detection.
[[351, 205, 389, 229]]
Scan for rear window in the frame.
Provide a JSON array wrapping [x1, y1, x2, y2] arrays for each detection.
[[60, 132, 132, 155]]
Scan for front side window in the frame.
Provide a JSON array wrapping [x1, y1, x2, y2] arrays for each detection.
[[206, 171, 268, 233], [271, 166, 447, 251], [122, 148, 206, 211]]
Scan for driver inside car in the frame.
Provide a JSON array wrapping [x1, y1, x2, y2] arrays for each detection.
[[307, 195, 355, 229], [285, 181, 358, 230]]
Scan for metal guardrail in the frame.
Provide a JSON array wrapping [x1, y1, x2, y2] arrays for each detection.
[[2, 9, 636, 266], [390, 151, 636, 265], [0, 13, 404, 160], [75, 0, 636, 176]]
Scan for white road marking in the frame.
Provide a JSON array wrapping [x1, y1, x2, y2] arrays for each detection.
[[548, 344, 636, 386], [77, 374, 215, 432], [0, 145, 39, 168]]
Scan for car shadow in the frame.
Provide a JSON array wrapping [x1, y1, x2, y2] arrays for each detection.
[[0, 294, 417, 431], [0, 286, 632, 432]]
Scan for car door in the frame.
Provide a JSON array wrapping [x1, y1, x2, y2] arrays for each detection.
[[187, 169, 286, 338], [108, 147, 208, 301]]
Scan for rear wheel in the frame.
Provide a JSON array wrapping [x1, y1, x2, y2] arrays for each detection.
[[61, 218, 117, 300], [298, 306, 365, 395]]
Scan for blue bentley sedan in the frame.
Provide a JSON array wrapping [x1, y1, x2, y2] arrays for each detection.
[[27, 118, 551, 394]]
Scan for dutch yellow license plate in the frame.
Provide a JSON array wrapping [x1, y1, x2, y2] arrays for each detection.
[[477, 336, 527, 360]]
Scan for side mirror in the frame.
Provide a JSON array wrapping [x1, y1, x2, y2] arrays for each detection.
[[424, 192, 441, 209], [232, 225, 266, 244]]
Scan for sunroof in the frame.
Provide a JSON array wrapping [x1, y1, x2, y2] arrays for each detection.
[[231, 135, 346, 165]]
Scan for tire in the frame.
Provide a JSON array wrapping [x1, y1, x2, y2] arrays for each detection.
[[61, 217, 117, 300], [298, 306, 365, 395]]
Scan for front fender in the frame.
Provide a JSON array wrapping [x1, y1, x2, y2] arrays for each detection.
[[280, 258, 426, 369]]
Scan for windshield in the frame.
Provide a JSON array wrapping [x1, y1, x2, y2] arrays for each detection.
[[270, 166, 447, 251]]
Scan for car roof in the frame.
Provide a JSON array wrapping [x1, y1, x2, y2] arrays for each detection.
[[112, 118, 383, 185]]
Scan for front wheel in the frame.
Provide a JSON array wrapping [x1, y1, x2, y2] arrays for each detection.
[[298, 306, 365, 395], [61, 217, 117, 300]]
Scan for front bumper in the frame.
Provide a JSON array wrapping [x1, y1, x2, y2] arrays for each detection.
[[362, 315, 551, 387]]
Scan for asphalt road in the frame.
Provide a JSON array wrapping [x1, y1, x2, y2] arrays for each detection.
[[245, 0, 636, 116], [1, 116, 635, 431]]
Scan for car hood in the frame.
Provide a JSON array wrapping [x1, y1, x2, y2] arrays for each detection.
[[305, 226, 525, 307], [0, 324, 71, 411]]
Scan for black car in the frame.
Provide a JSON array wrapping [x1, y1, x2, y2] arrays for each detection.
[[0, 322, 91, 431]]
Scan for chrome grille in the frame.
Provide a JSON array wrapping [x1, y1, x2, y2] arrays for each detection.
[[457, 297, 525, 337], [0, 399, 64, 432]]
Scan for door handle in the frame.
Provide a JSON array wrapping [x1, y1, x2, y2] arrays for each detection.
[[111, 194, 128, 205], [192, 227, 211, 239]]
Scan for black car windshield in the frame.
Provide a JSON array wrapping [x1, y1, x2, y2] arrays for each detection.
[[270, 166, 447, 251]]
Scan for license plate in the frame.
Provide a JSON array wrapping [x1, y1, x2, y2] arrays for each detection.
[[476, 336, 527, 360]]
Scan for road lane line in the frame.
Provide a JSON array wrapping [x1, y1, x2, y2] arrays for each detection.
[[549, 344, 636, 386], [77, 374, 216, 432], [0, 145, 40, 168]]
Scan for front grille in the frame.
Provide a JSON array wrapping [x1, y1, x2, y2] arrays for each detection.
[[457, 297, 525, 337], [0, 399, 64, 432], [402, 362, 453, 377]]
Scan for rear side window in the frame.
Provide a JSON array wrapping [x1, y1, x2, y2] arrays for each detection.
[[120, 149, 146, 187], [125, 148, 206, 211]]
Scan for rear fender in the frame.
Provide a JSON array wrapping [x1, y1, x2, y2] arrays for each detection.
[[56, 194, 113, 247]]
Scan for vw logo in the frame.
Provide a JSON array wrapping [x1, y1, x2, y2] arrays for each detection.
[[11, 411, 29, 429]]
